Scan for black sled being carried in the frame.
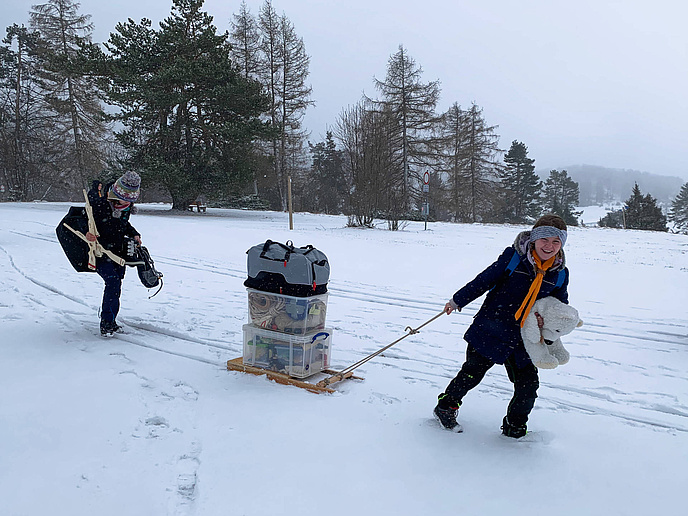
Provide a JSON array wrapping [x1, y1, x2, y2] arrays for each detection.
[[55, 190, 163, 296]]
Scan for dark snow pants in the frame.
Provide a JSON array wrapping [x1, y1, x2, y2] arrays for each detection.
[[443, 345, 539, 427], [96, 258, 126, 323]]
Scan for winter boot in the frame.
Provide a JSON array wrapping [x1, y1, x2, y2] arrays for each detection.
[[100, 320, 123, 337], [501, 416, 527, 438], [433, 394, 463, 433]]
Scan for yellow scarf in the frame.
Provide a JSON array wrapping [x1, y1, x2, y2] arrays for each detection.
[[514, 252, 556, 328]]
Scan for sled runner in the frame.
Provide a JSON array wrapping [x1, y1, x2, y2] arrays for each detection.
[[226, 357, 362, 394]]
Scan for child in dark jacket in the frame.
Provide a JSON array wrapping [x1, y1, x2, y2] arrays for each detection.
[[85, 172, 142, 336], [434, 214, 570, 437]]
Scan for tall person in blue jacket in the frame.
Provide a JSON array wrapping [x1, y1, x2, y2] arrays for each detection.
[[434, 214, 570, 438], [85, 172, 142, 336]]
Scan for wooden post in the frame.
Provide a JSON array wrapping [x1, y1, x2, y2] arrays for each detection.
[[288, 175, 293, 230]]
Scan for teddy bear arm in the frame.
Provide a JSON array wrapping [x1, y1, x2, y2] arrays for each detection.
[[523, 339, 559, 368]]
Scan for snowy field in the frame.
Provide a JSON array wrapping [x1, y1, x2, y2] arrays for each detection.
[[1, 202, 687, 516]]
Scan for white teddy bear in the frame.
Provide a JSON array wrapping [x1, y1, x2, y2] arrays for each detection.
[[520, 296, 583, 369]]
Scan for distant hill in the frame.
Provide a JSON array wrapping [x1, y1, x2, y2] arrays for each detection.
[[537, 165, 685, 206]]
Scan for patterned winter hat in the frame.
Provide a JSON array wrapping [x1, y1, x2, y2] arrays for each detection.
[[109, 171, 141, 202]]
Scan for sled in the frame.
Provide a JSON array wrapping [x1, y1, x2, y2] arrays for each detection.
[[226, 357, 362, 394], [56, 205, 97, 272], [56, 190, 128, 272]]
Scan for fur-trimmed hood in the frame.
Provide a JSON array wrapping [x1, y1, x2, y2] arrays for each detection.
[[513, 230, 566, 271]]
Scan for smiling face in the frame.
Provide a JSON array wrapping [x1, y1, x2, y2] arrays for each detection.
[[533, 236, 562, 261]]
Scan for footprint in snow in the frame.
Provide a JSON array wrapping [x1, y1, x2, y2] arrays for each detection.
[[171, 441, 202, 514], [160, 381, 199, 402], [367, 392, 401, 405], [132, 416, 178, 439]]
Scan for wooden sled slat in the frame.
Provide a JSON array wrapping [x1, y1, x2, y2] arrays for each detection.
[[226, 357, 362, 394]]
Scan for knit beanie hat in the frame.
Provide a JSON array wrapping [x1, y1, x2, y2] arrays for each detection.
[[109, 171, 141, 202]]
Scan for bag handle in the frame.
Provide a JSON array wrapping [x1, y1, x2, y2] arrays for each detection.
[[260, 239, 294, 262]]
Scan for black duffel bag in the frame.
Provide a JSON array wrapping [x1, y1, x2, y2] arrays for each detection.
[[244, 240, 329, 297]]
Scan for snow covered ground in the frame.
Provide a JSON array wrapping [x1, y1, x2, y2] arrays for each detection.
[[1, 202, 686, 516]]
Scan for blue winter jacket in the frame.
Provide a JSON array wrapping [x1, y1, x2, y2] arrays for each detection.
[[452, 231, 569, 368]]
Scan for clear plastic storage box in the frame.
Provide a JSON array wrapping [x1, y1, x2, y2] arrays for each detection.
[[242, 324, 332, 378], [247, 288, 328, 335]]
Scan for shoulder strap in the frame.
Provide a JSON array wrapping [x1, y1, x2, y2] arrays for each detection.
[[504, 249, 521, 277], [489, 249, 521, 292], [554, 269, 566, 289]]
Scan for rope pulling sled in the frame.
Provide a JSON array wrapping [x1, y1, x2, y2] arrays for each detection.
[[315, 309, 445, 389]]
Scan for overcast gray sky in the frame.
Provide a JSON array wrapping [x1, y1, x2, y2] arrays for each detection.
[[5, 0, 688, 179]]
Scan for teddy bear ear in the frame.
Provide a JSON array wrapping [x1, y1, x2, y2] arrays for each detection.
[[576, 319, 584, 328]]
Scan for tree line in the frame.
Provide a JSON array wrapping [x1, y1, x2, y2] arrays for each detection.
[[598, 181, 688, 234], [1, 0, 307, 210], [2, 0, 685, 232]]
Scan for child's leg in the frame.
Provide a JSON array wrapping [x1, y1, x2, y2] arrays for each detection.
[[504, 357, 539, 427], [441, 345, 494, 407], [97, 259, 126, 323]]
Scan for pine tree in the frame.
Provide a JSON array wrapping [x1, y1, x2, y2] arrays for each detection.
[[598, 209, 624, 228], [102, 0, 270, 209], [543, 169, 582, 226], [306, 131, 345, 214], [623, 183, 667, 231], [668, 182, 688, 233], [501, 141, 541, 223], [371, 45, 440, 212]]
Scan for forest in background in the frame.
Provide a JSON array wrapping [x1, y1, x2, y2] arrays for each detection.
[[555, 165, 683, 205], [1, 0, 686, 231]]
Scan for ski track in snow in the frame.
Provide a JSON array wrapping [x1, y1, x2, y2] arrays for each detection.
[[2, 224, 688, 441]]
